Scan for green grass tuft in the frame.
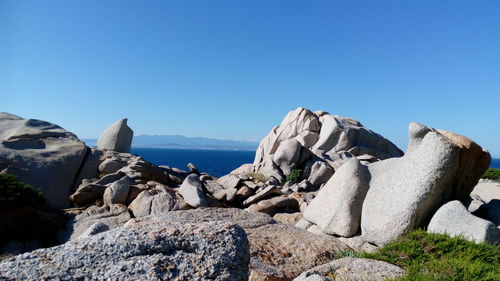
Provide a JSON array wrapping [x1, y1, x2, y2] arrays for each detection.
[[482, 168, 500, 181], [361, 229, 500, 281], [0, 173, 45, 207], [286, 169, 302, 183]]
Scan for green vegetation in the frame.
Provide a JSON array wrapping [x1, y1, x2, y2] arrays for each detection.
[[250, 172, 269, 183], [361, 229, 500, 281], [0, 173, 45, 207], [286, 169, 302, 183], [482, 168, 500, 181]]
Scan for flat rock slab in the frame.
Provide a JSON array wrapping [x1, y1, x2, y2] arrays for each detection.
[[0, 218, 249, 281], [471, 180, 500, 203], [294, 257, 404, 281], [153, 208, 351, 281]]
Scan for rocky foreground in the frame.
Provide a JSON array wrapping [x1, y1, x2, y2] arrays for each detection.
[[0, 108, 498, 280]]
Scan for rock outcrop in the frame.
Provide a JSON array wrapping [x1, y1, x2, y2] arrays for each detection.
[[0, 112, 88, 208], [97, 118, 133, 153], [0, 216, 250, 281], [361, 123, 490, 245], [293, 257, 404, 281], [249, 107, 403, 187], [304, 158, 370, 237], [300, 122, 490, 246], [148, 208, 350, 281], [428, 200, 499, 244]]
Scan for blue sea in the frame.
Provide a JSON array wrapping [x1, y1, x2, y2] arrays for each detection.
[[131, 148, 256, 177], [131, 148, 500, 177], [490, 158, 500, 169]]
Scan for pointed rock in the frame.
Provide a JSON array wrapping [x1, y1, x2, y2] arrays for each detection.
[[97, 118, 133, 153]]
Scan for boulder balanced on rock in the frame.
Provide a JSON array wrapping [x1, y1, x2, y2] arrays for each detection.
[[97, 118, 133, 153]]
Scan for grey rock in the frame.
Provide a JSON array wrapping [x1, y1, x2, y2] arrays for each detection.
[[178, 174, 208, 208], [307, 224, 328, 236], [273, 139, 312, 176], [119, 159, 170, 185], [294, 257, 404, 281], [97, 118, 133, 153], [95, 171, 126, 185], [428, 200, 500, 244], [304, 158, 370, 237], [246, 195, 299, 215], [243, 185, 281, 206], [199, 174, 214, 181], [252, 108, 403, 190], [361, 123, 490, 246], [472, 199, 500, 226], [73, 148, 104, 189], [128, 188, 188, 218], [63, 204, 132, 241], [273, 212, 303, 225], [236, 186, 253, 199], [204, 179, 225, 194], [253, 108, 320, 166], [337, 236, 379, 254], [103, 175, 132, 205], [78, 222, 110, 238], [187, 162, 200, 174], [159, 165, 188, 184], [230, 163, 254, 175], [145, 208, 350, 281], [305, 159, 334, 187], [214, 187, 238, 202], [98, 158, 127, 174], [0, 217, 250, 281], [243, 181, 258, 190], [256, 156, 285, 183], [295, 218, 313, 230], [217, 174, 241, 189], [70, 183, 107, 206], [0, 113, 88, 208]]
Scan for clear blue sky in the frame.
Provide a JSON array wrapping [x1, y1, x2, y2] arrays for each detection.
[[1, 1, 499, 156]]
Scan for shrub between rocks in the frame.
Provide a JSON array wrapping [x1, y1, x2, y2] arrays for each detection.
[[250, 172, 269, 183], [286, 169, 302, 183], [482, 168, 500, 181], [360, 229, 500, 281], [0, 174, 45, 207]]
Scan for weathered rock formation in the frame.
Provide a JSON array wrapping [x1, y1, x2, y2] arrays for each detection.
[[250, 108, 403, 187], [0, 215, 250, 281], [1, 109, 495, 281], [0, 112, 87, 209], [97, 118, 133, 153], [302, 122, 491, 246], [136, 208, 350, 281]]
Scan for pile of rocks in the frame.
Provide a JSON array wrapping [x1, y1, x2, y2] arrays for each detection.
[[0, 108, 497, 281]]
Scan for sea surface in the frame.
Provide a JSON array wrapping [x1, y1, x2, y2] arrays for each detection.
[[131, 147, 500, 178], [131, 147, 256, 177], [490, 158, 500, 169]]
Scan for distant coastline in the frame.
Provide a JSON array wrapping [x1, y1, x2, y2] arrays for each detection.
[[83, 134, 259, 152], [84, 136, 500, 169]]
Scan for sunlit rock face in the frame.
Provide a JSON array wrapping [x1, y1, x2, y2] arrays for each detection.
[[0, 112, 88, 209]]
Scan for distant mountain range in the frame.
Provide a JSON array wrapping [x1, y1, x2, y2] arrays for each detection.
[[83, 135, 259, 151]]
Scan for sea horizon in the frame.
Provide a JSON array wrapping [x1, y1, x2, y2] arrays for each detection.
[[129, 147, 500, 178]]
